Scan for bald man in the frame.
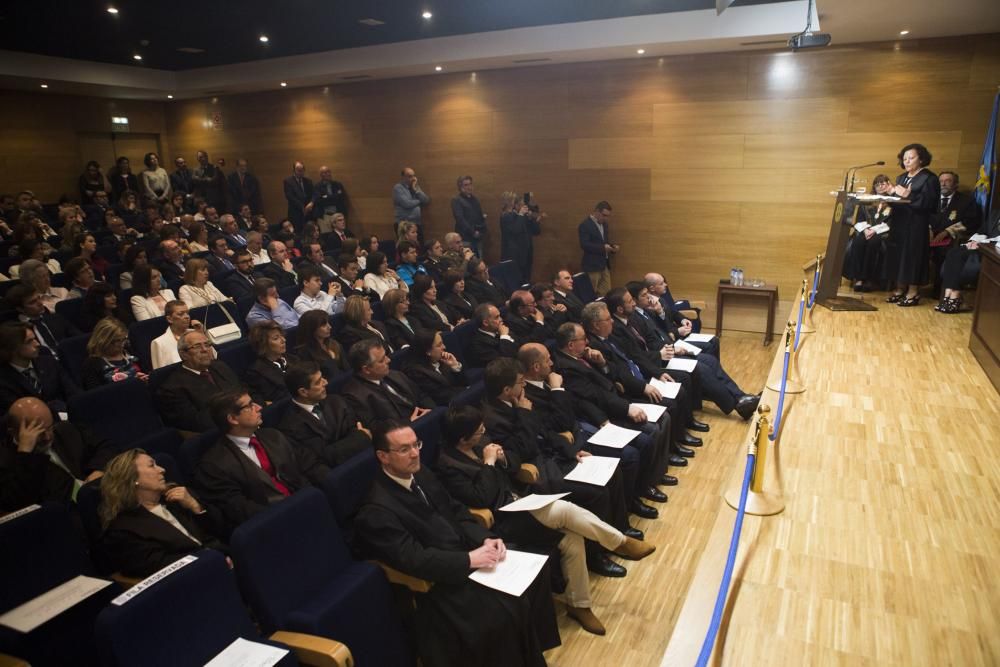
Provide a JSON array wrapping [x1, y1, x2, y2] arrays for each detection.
[[0, 398, 114, 511], [283, 161, 314, 231], [311, 165, 347, 223]]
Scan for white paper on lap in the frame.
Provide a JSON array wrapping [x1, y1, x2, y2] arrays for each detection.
[[563, 456, 620, 486], [586, 423, 642, 449], [667, 358, 698, 372], [469, 549, 548, 597], [204, 638, 289, 667], [499, 493, 570, 512]]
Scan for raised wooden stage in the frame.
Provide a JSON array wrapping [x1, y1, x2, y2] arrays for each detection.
[[543, 295, 1000, 666]]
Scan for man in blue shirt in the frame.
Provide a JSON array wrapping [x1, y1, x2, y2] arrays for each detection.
[[245, 278, 299, 330], [395, 240, 428, 287]]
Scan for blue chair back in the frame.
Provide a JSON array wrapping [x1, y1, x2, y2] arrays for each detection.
[[262, 398, 292, 428], [278, 285, 300, 306], [321, 449, 377, 527], [57, 333, 91, 384], [147, 361, 180, 397], [217, 340, 255, 378], [179, 430, 221, 480], [489, 259, 522, 293], [128, 315, 169, 372], [449, 320, 478, 364], [389, 346, 413, 371], [54, 297, 86, 330], [191, 299, 247, 334], [449, 381, 485, 409], [413, 406, 446, 465], [68, 378, 163, 449], [133, 429, 184, 464], [572, 271, 597, 303]]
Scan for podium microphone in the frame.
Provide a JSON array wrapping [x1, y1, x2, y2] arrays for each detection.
[[843, 161, 886, 192]]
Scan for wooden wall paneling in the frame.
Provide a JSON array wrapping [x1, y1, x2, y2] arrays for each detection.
[[653, 97, 850, 137], [650, 168, 845, 204], [568, 135, 745, 170], [742, 131, 963, 169]]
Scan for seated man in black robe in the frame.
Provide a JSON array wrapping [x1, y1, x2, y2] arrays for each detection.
[[466, 303, 517, 368], [354, 419, 560, 667], [505, 290, 554, 344]]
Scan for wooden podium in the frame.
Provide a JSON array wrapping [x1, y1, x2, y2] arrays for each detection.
[[816, 191, 883, 311]]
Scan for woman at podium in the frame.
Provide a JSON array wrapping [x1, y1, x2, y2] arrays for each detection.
[[844, 174, 893, 291], [884, 143, 939, 306]]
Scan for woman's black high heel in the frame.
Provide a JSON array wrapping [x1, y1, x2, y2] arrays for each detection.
[[886, 293, 904, 304], [898, 295, 921, 307]]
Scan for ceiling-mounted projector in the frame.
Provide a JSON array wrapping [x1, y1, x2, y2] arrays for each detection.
[[788, 32, 832, 50]]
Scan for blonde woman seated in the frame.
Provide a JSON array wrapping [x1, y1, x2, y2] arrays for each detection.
[[178, 258, 229, 308], [17, 259, 69, 313], [130, 265, 176, 321], [81, 318, 149, 390], [151, 300, 209, 369], [99, 448, 228, 578]]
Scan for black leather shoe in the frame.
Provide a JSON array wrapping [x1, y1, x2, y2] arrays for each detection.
[[630, 500, 659, 519], [681, 433, 703, 447], [673, 444, 695, 457], [623, 526, 644, 541], [668, 454, 688, 467], [660, 474, 678, 486], [735, 394, 761, 421], [588, 555, 627, 578], [687, 418, 710, 432], [643, 487, 668, 503]]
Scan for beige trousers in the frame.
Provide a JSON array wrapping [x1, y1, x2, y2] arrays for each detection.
[[586, 269, 612, 297], [529, 499, 625, 608]]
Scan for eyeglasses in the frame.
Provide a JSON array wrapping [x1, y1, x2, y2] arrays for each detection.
[[185, 342, 215, 351], [233, 401, 257, 413], [388, 440, 423, 455]]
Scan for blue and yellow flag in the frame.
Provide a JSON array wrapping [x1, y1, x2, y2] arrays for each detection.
[[974, 91, 999, 224]]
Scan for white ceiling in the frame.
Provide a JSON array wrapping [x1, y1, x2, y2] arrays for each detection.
[[0, 0, 997, 100]]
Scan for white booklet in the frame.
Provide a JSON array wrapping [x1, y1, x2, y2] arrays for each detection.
[[685, 333, 715, 343], [204, 638, 289, 667], [667, 358, 698, 373], [498, 493, 569, 512], [854, 221, 871, 232], [629, 402, 668, 421], [587, 423, 642, 449], [469, 549, 548, 597], [872, 222, 890, 234], [649, 378, 681, 399], [674, 340, 701, 356], [563, 456, 620, 486], [0, 575, 112, 633]]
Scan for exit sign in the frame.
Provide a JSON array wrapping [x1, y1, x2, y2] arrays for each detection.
[[111, 116, 130, 132]]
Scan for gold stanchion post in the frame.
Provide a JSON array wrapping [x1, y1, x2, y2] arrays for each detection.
[[725, 405, 785, 515], [797, 278, 815, 335], [766, 321, 805, 394]]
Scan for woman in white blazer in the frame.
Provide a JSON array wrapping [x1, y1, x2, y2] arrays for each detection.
[[130, 265, 176, 321], [178, 258, 230, 308]]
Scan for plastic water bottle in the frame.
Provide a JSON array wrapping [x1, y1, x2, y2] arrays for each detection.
[[730, 268, 737, 285], [737, 268, 744, 286]]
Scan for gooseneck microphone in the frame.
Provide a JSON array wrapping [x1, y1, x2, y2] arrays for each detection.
[[843, 161, 886, 192]]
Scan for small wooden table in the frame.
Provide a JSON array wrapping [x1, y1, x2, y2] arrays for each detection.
[[715, 282, 779, 345]]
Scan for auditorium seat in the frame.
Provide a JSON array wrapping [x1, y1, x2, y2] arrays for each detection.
[[489, 259, 522, 293], [572, 272, 597, 304], [133, 428, 184, 464], [94, 549, 351, 667], [449, 380, 485, 409], [0, 503, 120, 667], [278, 285, 300, 306], [54, 297, 86, 332], [413, 406, 446, 465], [262, 397, 292, 428], [389, 346, 412, 370], [229, 488, 411, 666], [56, 333, 91, 385], [216, 339, 255, 378], [179, 429, 221, 480], [190, 299, 246, 334], [320, 449, 378, 528], [128, 315, 168, 372], [67, 378, 165, 449]]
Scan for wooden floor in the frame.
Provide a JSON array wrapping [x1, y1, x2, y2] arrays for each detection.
[[543, 294, 1000, 667]]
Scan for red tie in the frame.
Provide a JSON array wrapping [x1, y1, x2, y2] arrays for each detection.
[[249, 436, 291, 496], [578, 356, 593, 369], [201, 370, 216, 385]]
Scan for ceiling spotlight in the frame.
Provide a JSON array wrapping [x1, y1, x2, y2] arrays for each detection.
[[422, 11, 433, 19], [133, 54, 142, 61], [167, 94, 173, 99], [40, 83, 48, 89], [259, 35, 269, 43], [280, 81, 287, 87], [636, 48, 645, 55], [899, 29, 910, 35], [106, 6, 118, 14], [435, 65, 442, 71]]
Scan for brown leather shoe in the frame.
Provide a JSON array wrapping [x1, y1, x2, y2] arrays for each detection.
[[612, 536, 656, 561], [567, 605, 606, 636]]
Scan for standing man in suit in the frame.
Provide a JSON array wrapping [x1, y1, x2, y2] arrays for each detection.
[[226, 159, 262, 215], [393, 167, 430, 243], [342, 339, 435, 427], [193, 390, 312, 538], [171, 156, 195, 209], [0, 323, 79, 415], [451, 175, 487, 257], [578, 201, 618, 296], [154, 330, 241, 433], [283, 161, 314, 232], [192, 150, 226, 212], [277, 362, 371, 477], [1, 397, 113, 512], [551, 269, 586, 322], [311, 166, 348, 223]]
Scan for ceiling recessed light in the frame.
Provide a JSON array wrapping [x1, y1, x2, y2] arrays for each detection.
[[636, 48, 645, 55], [40, 84, 48, 88], [280, 82, 287, 87], [259, 35, 269, 43], [167, 94, 173, 99], [133, 54, 142, 61], [359, 18, 385, 26], [422, 11, 433, 19], [899, 29, 909, 35], [106, 6, 118, 14], [435, 65, 442, 71]]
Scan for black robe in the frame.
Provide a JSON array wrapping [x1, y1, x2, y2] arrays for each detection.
[[888, 169, 939, 286], [354, 468, 559, 667]]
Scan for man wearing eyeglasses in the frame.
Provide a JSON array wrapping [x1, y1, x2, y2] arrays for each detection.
[[192, 390, 312, 537], [154, 330, 241, 433], [355, 419, 560, 667]]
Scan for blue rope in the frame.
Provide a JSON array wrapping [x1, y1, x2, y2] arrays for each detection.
[[694, 452, 756, 667], [807, 267, 820, 308], [793, 298, 805, 352], [768, 349, 790, 442]]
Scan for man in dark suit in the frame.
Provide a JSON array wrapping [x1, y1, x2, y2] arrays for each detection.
[[343, 339, 435, 427], [226, 159, 263, 215], [320, 213, 354, 255], [6, 286, 81, 361], [0, 323, 79, 414], [930, 171, 983, 292], [192, 390, 312, 538], [192, 150, 226, 211], [300, 243, 339, 283], [283, 161, 314, 231], [505, 290, 553, 344], [451, 175, 487, 257], [354, 419, 559, 667], [464, 257, 508, 306], [552, 269, 587, 322], [628, 281, 718, 358], [1, 397, 114, 512], [644, 272, 703, 335], [206, 235, 236, 276], [222, 250, 257, 301], [170, 156, 195, 205], [466, 303, 517, 368], [154, 330, 241, 433], [254, 240, 298, 290], [332, 254, 376, 299], [530, 283, 570, 333], [155, 239, 187, 284], [481, 358, 635, 578], [220, 215, 248, 251], [310, 166, 348, 221], [277, 362, 372, 479], [578, 201, 618, 296]]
